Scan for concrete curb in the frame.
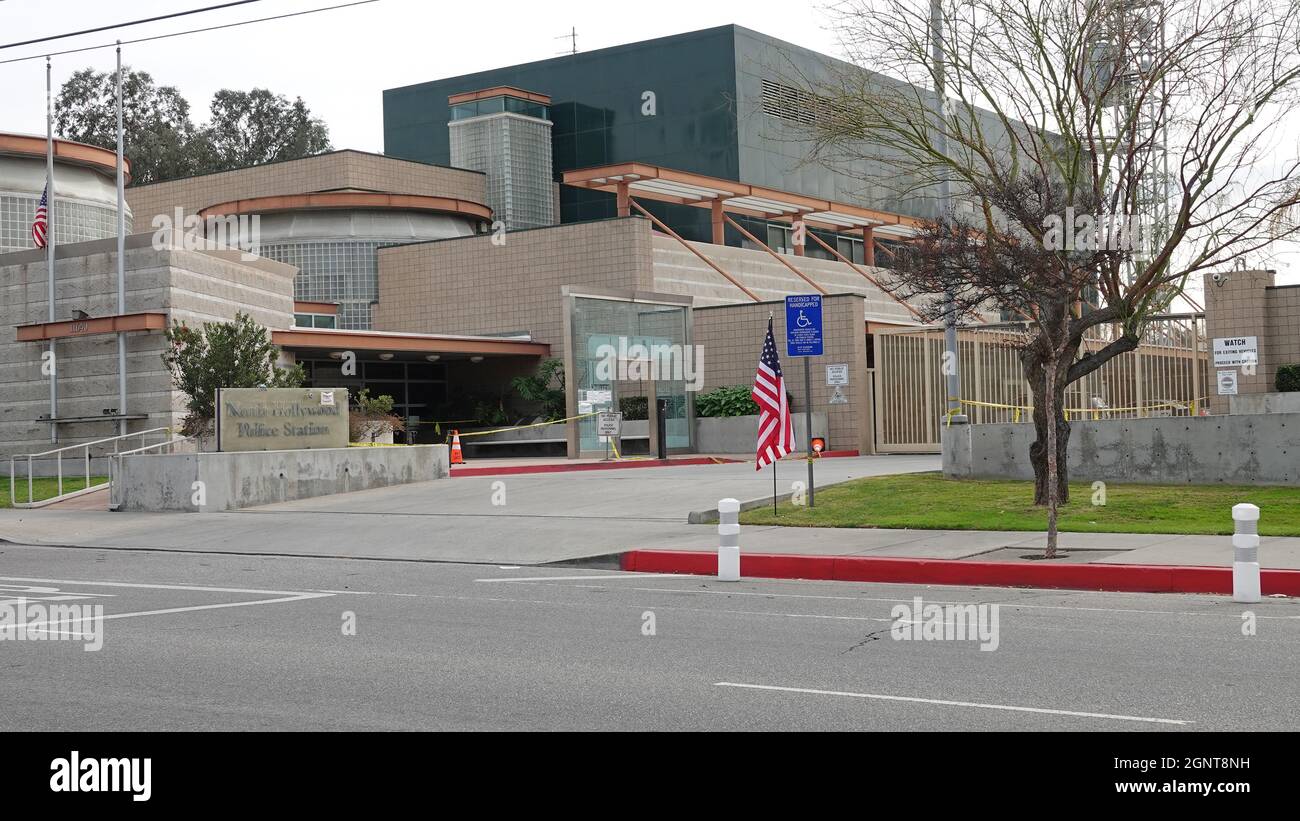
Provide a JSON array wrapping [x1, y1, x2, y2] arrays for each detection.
[[689, 492, 797, 524], [620, 550, 1300, 596]]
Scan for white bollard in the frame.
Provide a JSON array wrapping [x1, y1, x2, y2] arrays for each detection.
[[718, 498, 740, 582], [1232, 503, 1262, 604]]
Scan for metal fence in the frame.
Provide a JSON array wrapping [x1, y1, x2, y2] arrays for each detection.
[[872, 314, 1210, 453]]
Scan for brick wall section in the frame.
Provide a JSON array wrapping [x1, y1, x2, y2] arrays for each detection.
[[1266, 284, 1300, 387], [374, 217, 656, 364], [1203, 270, 1300, 413], [693, 294, 872, 454], [0, 234, 294, 457], [125, 150, 487, 227]]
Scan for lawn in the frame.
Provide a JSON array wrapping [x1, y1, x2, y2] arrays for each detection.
[[740, 472, 1300, 536], [0, 477, 107, 508]]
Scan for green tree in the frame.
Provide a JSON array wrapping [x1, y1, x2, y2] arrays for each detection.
[[795, 0, 1300, 555], [55, 67, 199, 185], [511, 358, 566, 420], [196, 88, 331, 172], [161, 312, 304, 435]]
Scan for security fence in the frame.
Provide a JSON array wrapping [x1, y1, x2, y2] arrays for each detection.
[[872, 314, 1210, 453]]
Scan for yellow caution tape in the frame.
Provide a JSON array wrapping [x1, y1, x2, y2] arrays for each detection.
[[453, 412, 602, 438]]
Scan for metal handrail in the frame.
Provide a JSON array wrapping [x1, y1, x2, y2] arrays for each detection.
[[9, 426, 173, 507], [115, 436, 194, 457]]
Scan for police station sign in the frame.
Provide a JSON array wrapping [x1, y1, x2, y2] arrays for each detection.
[[1213, 336, 1258, 368], [216, 387, 350, 452]]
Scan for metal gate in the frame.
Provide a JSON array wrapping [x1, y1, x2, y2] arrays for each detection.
[[872, 314, 1210, 453]]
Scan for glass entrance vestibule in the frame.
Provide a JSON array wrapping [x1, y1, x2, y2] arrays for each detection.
[[563, 289, 695, 458]]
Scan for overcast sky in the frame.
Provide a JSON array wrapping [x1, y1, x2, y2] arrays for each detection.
[[2, 0, 1295, 287], [0, 0, 842, 150]]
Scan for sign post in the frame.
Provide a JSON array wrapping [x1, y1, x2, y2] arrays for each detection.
[[597, 411, 622, 459], [785, 294, 823, 508]]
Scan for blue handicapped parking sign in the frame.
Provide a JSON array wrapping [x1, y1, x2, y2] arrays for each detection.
[[785, 294, 823, 357]]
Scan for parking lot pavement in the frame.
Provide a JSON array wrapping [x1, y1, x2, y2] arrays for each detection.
[[1, 542, 1297, 731]]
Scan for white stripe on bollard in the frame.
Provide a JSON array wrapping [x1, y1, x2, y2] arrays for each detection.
[[1232, 503, 1261, 604], [718, 498, 740, 582]]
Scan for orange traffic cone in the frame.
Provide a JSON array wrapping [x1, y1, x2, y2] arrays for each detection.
[[450, 430, 464, 465]]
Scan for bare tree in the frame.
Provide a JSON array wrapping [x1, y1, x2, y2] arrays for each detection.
[[789, 0, 1300, 555]]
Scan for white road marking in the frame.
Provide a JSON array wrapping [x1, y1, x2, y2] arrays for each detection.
[[18, 593, 333, 631], [0, 575, 325, 597], [714, 682, 1192, 726], [0, 576, 333, 631], [474, 573, 673, 583]]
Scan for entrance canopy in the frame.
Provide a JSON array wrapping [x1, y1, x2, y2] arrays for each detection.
[[561, 162, 922, 238], [271, 327, 549, 359]]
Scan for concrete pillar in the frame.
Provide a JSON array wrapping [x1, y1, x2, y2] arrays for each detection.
[[616, 182, 630, 218]]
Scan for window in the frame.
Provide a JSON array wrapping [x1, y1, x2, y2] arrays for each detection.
[[294, 312, 337, 329], [451, 96, 550, 122]]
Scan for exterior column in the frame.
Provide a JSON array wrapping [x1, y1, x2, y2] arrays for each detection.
[[863, 226, 876, 267], [711, 199, 725, 244], [616, 182, 630, 217], [792, 219, 805, 256]]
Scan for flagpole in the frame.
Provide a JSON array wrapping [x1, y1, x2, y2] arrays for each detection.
[[115, 41, 127, 436], [46, 56, 57, 443], [771, 310, 776, 516]]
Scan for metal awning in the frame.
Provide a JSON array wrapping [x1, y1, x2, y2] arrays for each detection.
[[562, 162, 921, 238]]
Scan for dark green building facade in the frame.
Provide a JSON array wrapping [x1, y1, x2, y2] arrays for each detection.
[[384, 24, 934, 252]]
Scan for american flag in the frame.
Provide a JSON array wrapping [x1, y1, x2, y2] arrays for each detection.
[[32, 183, 49, 249], [752, 317, 795, 470]]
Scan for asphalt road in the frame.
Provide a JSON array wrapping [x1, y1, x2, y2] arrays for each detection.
[[1, 542, 1296, 731]]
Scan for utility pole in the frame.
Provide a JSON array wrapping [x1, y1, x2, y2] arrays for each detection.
[[931, 0, 966, 426], [115, 41, 127, 436]]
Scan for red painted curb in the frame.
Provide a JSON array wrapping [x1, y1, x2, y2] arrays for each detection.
[[451, 456, 739, 477], [620, 550, 1300, 596]]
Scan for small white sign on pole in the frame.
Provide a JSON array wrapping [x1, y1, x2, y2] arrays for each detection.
[[596, 411, 622, 442]]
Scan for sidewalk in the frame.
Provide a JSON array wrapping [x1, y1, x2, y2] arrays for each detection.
[[3, 450, 1296, 595]]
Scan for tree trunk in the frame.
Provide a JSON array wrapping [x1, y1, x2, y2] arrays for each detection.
[[1042, 357, 1061, 558], [1023, 340, 1076, 560], [1028, 381, 1071, 506]]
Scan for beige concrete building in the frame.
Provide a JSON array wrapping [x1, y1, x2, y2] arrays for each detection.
[[3, 106, 936, 464], [1, 233, 295, 459], [1203, 269, 1300, 414]]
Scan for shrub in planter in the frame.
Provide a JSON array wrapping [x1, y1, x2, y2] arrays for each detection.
[[619, 396, 648, 420], [350, 389, 406, 443], [696, 385, 759, 418], [1278, 364, 1300, 393]]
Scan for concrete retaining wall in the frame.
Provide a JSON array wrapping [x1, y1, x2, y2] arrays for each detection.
[[943, 415, 1300, 485], [1230, 392, 1300, 415], [110, 445, 448, 511], [695, 413, 828, 454]]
